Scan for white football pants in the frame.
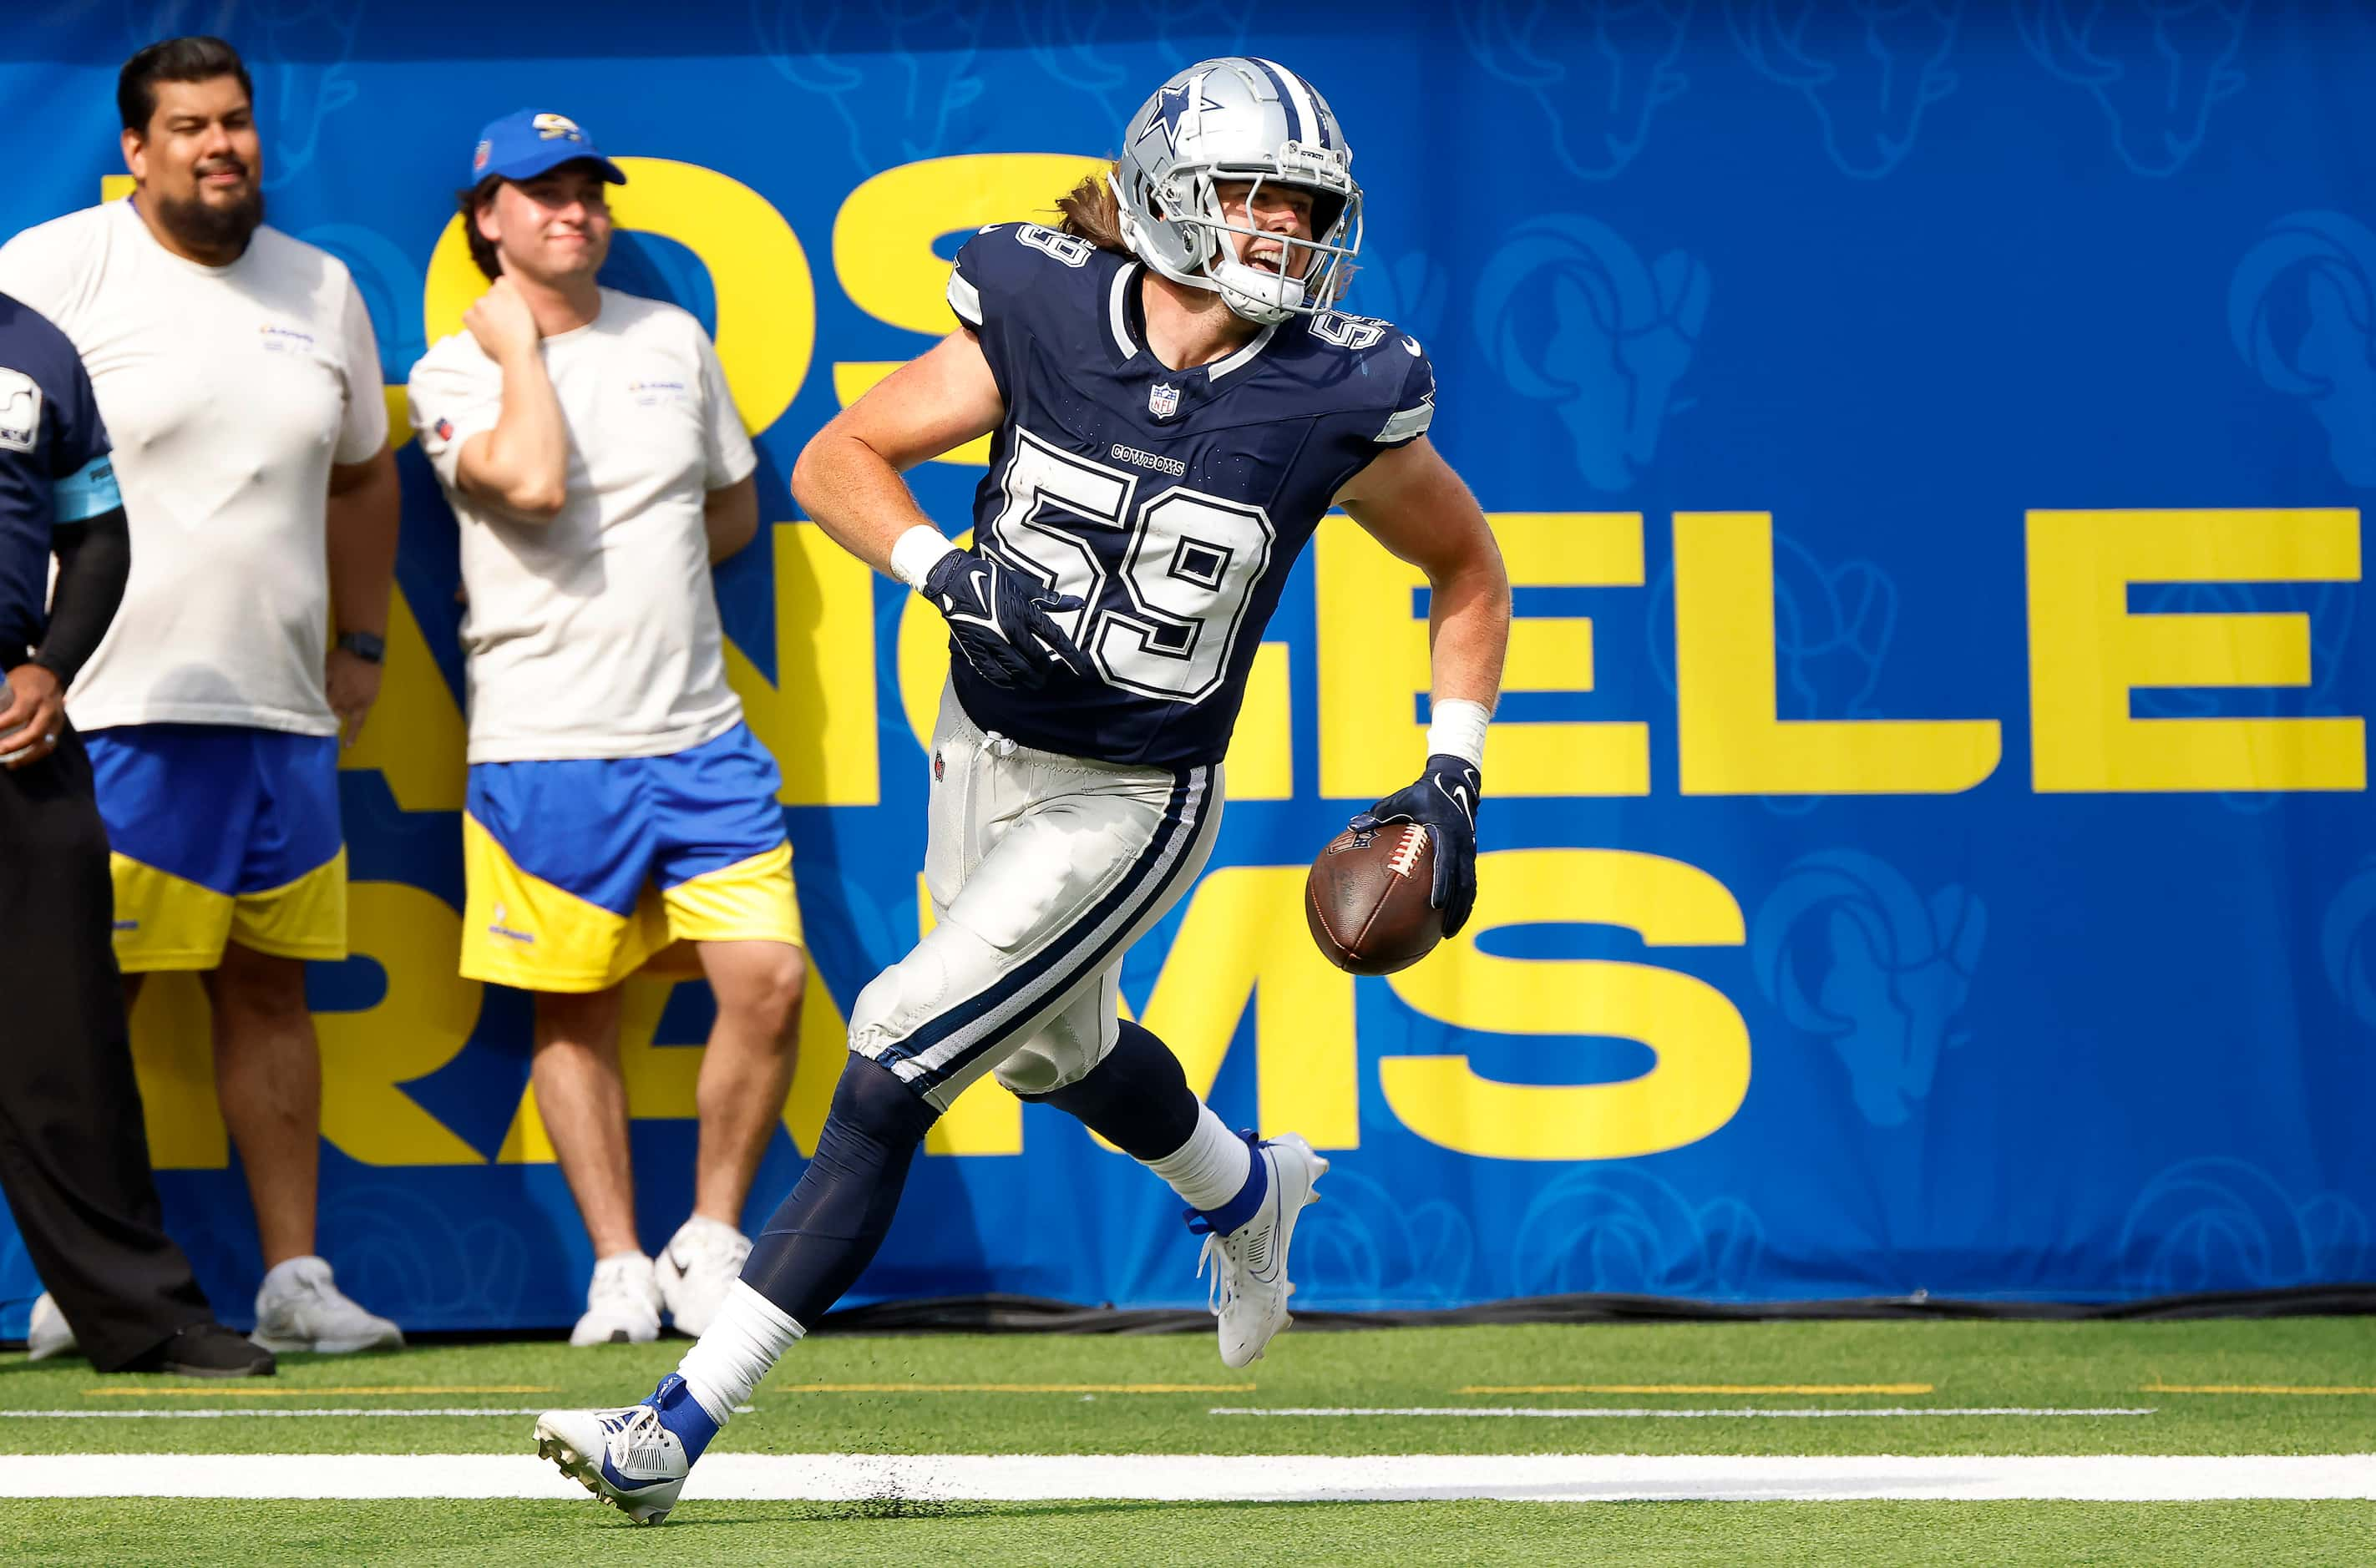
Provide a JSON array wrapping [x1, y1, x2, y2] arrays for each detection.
[[848, 680, 1223, 1110]]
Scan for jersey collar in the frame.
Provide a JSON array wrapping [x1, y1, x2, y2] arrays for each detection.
[[1108, 262, 1279, 381]]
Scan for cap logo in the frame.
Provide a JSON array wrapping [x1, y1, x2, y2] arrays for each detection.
[[472, 139, 490, 172], [532, 113, 584, 142]]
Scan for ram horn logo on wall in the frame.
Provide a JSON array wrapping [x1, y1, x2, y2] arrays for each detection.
[[1020, 0, 1264, 122], [1453, 0, 1692, 183], [1726, 0, 1962, 179], [2232, 211, 2376, 488], [2014, 0, 2251, 178], [1510, 1168, 1766, 1298], [2118, 1158, 2371, 1296], [1473, 215, 1709, 493], [1751, 850, 1986, 1129], [1291, 1167, 1476, 1307], [1644, 534, 1902, 817], [753, 0, 990, 171], [134, 0, 368, 191]]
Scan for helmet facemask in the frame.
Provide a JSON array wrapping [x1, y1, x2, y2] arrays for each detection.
[[1151, 162, 1361, 325]]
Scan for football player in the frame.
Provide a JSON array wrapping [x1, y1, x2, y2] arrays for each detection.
[[535, 57, 1509, 1522]]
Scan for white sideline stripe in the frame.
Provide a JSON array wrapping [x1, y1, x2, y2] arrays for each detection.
[[1209, 1406, 2159, 1420], [0, 1454, 2368, 1502], [0, 1407, 755, 1420]]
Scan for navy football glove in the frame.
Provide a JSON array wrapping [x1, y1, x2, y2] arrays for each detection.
[[923, 547, 1088, 691], [1349, 755, 1482, 937]]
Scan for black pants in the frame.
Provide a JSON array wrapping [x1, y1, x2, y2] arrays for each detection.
[[0, 724, 212, 1369]]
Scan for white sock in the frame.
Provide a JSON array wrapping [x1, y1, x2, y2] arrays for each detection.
[[1142, 1103, 1254, 1211], [676, 1281, 804, 1425]]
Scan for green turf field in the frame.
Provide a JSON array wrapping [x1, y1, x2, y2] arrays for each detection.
[[2, 1317, 2369, 1563]]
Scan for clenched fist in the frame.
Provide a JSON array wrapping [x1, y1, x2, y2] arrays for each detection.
[[464, 275, 542, 366]]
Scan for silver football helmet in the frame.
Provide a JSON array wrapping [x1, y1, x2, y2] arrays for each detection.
[[1112, 57, 1361, 326]]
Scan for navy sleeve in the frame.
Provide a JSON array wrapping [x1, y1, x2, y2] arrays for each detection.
[[947, 225, 1014, 402], [1372, 331, 1436, 449], [949, 222, 1110, 406]]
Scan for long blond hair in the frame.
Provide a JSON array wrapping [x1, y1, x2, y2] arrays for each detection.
[[1056, 165, 1132, 255]]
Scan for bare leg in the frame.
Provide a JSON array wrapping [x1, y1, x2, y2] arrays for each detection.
[[689, 941, 804, 1226], [202, 943, 321, 1270], [532, 985, 641, 1259]]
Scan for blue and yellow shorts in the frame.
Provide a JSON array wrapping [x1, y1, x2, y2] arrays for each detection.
[[462, 722, 803, 994], [84, 723, 347, 972]]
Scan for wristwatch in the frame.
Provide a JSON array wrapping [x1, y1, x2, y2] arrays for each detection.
[[336, 630, 386, 665]]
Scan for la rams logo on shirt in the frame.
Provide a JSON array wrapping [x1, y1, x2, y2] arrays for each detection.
[[0, 367, 40, 454]]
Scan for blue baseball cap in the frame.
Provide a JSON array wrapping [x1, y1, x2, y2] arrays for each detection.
[[468, 109, 626, 187]]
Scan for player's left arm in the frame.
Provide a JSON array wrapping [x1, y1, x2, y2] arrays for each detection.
[[1335, 435, 1508, 713], [703, 473, 758, 563], [325, 443, 398, 746], [1334, 435, 1511, 933], [323, 273, 398, 746]]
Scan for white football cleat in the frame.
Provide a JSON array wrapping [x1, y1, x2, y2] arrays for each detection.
[[250, 1257, 404, 1355], [654, 1216, 751, 1338], [571, 1253, 663, 1348], [1199, 1134, 1328, 1368], [535, 1404, 687, 1525], [26, 1292, 76, 1361]]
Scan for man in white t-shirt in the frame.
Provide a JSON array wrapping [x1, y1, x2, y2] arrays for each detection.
[[0, 36, 402, 1358], [408, 110, 808, 1346]]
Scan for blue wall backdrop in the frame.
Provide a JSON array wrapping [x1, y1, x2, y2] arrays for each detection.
[[3, 1, 2373, 1331]]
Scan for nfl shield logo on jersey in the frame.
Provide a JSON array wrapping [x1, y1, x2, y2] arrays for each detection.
[[1148, 382, 1181, 419]]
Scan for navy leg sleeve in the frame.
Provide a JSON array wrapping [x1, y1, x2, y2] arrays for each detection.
[[1016, 1019, 1200, 1161], [739, 1056, 940, 1327]]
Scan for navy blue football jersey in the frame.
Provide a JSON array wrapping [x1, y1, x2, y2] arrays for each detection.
[[945, 222, 1435, 770], [0, 291, 114, 662]]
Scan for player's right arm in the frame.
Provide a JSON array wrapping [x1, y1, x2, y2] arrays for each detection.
[[788, 327, 1003, 574], [452, 277, 570, 519], [793, 326, 1085, 689]]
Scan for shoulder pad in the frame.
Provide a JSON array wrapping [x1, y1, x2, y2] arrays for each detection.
[[1295, 310, 1436, 444], [949, 222, 1109, 330]]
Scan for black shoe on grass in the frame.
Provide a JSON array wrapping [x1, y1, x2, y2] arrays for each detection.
[[127, 1323, 276, 1378]]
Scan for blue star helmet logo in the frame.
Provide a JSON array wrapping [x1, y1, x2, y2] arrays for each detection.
[[1147, 78, 1219, 158]]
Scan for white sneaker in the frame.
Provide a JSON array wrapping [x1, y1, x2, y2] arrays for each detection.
[[654, 1217, 752, 1337], [1199, 1134, 1328, 1368], [571, 1252, 663, 1347], [26, 1292, 76, 1361], [535, 1403, 688, 1525], [251, 1257, 405, 1355]]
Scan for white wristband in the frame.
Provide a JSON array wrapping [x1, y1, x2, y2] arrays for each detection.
[[890, 525, 961, 591], [1426, 697, 1492, 770]]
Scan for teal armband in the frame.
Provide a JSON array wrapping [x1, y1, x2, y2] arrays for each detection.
[[54, 453, 120, 524]]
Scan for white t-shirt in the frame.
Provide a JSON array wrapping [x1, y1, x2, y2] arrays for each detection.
[[0, 199, 387, 735], [407, 288, 757, 764]]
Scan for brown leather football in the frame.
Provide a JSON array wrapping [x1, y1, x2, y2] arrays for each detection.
[[1306, 821, 1443, 975]]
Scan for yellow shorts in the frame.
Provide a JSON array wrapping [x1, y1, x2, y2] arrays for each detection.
[[84, 724, 347, 971], [459, 724, 803, 993]]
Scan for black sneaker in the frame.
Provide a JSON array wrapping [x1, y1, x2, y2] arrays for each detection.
[[127, 1323, 277, 1378]]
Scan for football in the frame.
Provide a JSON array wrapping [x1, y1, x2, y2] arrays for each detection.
[[1305, 820, 1443, 975]]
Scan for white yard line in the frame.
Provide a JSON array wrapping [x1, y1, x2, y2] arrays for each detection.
[[1208, 1406, 2160, 1419], [0, 1454, 2367, 1502], [0, 1407, 752, 1420]]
